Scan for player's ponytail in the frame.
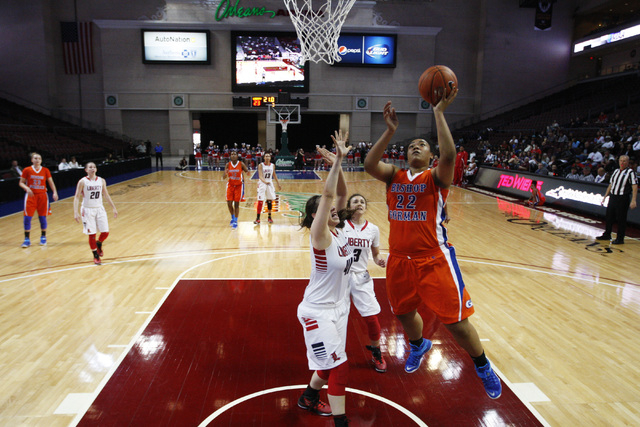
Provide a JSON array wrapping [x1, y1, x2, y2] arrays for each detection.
[[300, 195, 321, 229]]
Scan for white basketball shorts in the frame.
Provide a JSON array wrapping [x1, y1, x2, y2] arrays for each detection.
[[349, 271, 381, 317], [81, 206, 109, 235], [297, 299, 350, 371], [257, 181, 276, 201]]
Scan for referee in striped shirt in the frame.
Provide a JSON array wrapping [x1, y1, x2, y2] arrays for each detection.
[[596, 155, 638, 244]]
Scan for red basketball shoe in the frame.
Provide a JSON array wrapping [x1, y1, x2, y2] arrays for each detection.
[[297, 394, 332, 416]]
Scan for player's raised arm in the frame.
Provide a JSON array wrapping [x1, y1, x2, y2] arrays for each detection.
[[364, 101, 399, 185], [430, 87, 458, 188]]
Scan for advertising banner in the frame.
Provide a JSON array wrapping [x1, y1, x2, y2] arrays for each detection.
[[474, 167, 640, 226]]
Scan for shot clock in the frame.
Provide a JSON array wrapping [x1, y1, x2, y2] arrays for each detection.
[[251, 96, 276, 107]]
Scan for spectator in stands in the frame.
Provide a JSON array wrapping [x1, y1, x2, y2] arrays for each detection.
[[136, 142, 147, 155], [535, 162, 549, 175], [58, 158, 70, 171], [557, 131, 568, 144], [9, 160, 23, 178], [566, 167, 581, 180], [594, 167, 607, 184], [579, 166, 595, 182], [588, 150, 603, 166], [633, 138, 640, 156], [104, 153, 116, 164], [596, 111, 608, 124], [68, 157, 82, 169], [602, 137, 614, 150], [485, 150, 496, 165]]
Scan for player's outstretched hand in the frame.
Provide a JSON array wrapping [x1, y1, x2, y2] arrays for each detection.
[[330, 130, 351, 158], [433, 86, 458, 114], [383, 101, 398, 133], [317, 147, 336, 166]]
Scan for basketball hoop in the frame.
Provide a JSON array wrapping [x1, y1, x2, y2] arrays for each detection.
[[280, 119, 289, 132], [283, 0, 357, 64]]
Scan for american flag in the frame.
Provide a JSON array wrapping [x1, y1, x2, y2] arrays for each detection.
[[60, 21, 94, 74]]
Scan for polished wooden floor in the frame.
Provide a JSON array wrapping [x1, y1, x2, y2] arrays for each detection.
[[1, 169, 639, 426]]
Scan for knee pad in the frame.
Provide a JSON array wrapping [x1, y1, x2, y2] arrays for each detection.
[[327, 362, 348, 396], [23, 216, 33, 231], [363, 315, 381, 341], [38, 216, 47, 229]]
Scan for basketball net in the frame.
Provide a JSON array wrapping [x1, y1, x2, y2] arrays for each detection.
[[283, 0, 357, 64], [280, 119, 289, 132]]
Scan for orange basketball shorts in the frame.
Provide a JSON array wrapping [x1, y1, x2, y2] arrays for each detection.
[[226, 183, 242, 202], [386, 245, 474, 324], [24, 192, 50, 217]]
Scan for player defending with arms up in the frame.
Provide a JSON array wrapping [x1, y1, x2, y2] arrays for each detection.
[[254, 152, 281, 224], [297, 131, 353, 427], [73, 162, 118, 265], [225, 150, 249, 228], [364, 92, 502, 399]]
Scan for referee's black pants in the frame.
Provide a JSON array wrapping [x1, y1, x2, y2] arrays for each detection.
[[156, 152, 163, 168], [604, 194, 631, 240]]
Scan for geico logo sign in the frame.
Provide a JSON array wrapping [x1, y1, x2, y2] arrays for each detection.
[[365, 44, 389, 57], [338, 46, 361, 55]]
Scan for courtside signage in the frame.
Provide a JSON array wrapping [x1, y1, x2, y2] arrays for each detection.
[[475, 166, 640, 226]]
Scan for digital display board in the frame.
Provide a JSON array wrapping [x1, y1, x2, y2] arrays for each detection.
[[332, 34, 397, 67], [142, 30, 211, 64], [474, 166, 640, 227], [231, 31, 309, 93]]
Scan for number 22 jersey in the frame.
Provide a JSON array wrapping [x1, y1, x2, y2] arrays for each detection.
[[386, 169, 449, 257]]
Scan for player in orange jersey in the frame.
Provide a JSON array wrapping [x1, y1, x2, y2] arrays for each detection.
[[18, 152, 58, 247], [364, 92, 502, 399], [224, 150, 249, 228]]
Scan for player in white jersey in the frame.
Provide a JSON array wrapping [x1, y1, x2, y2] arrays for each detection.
[[343, 194, 388, 373], [297, 131, 353, 427], [254, 152, 281, 224], [73, 162, 118, 265]]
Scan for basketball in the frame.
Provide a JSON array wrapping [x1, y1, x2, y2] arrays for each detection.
[[418, 65, 458, 106]]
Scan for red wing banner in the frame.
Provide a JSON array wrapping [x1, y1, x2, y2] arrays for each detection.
[[534, 2, 553, 31], [60, 21, 95, 74]]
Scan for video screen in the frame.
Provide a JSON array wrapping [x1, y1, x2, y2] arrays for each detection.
[[231, 31, 309, 93], [141, 30, 211, 64], [333, 34, 397, 67]]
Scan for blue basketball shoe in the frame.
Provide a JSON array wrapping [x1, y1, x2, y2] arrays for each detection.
[[404, 339, 433, 373], [40, 235, 47, 246], [21, 238, 31, 248], [475, 360, 502, 399]]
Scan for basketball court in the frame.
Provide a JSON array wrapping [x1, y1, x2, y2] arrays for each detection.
[[1, 169, 639, 426]]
